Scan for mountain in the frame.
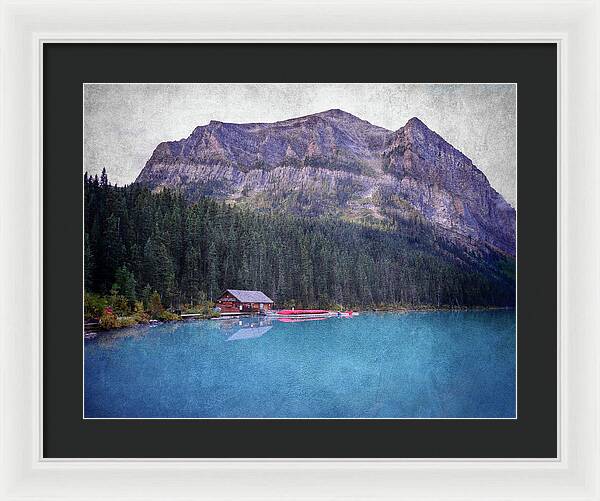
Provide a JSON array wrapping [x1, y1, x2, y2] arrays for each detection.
[[135, 109, 515, 256]]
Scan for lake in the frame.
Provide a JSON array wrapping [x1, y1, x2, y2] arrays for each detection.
[[84, 310, 516, 418]]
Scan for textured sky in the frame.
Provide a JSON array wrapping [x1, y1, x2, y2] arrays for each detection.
[[84, 83, 516, 207]]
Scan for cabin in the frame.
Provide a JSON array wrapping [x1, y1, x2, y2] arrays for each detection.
[[215, 289, 274, 314]]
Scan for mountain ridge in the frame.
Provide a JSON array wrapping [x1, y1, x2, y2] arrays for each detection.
[[135, 110, 515, 256]]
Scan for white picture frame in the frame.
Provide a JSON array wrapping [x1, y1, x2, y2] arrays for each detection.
[[0, 0, 598, 499]]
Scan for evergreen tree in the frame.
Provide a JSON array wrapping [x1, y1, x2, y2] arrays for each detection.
[[149, 291, 163, 316], [100, 167, 108, 187], [113, 265, 137, 302]]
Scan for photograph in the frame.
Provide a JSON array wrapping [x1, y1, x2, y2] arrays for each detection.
[[83, 83, 516, 419]]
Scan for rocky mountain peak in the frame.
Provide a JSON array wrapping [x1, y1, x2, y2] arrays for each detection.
[[135, 110, 515, 256], [404, 116, 427, 130], [318, 108, 348, 116], [314, 108, 369, 122]]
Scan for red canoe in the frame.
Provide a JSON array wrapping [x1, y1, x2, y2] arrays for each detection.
[[277, 309, 330, 315]]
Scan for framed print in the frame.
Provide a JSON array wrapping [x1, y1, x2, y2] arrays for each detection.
[[1, 0, 599, 500]]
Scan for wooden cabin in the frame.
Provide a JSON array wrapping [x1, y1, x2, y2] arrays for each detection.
[[216, 289, 274, 314]]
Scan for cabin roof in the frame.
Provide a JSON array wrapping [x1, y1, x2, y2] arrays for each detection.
[[222, 289, 274, 303]]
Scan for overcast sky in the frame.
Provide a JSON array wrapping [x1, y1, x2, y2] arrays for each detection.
[[84, 83, 516, 207]]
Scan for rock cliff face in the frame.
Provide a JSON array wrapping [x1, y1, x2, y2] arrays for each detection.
[[136, 109, 515, 256]]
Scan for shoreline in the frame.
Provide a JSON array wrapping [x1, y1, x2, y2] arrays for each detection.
[[84, 305, 515, 336], [83, 314, 214, 335]]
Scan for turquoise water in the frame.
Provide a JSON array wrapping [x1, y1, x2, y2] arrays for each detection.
[[84, 310, 515, 418]]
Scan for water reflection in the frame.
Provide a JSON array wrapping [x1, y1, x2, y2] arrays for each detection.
[[91, 324, 156, 348], [216, 315, 273, 340], [216, 314, 331, 341], [227, 325, 273, 341], [88, 314, 335, 348], [276, 317, 329, 323], [89, 318, 220, 348]]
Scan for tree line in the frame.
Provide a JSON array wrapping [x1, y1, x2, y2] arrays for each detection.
[[84, 169, 515, 311]]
